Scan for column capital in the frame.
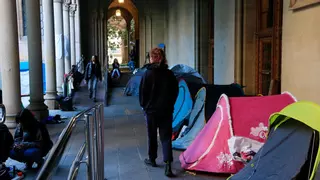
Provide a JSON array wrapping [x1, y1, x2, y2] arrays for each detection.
[[63, 0, 71, 11], [99, 10, 104, 20], [92, 10, 98, 19], [69, 4, 77, 16]]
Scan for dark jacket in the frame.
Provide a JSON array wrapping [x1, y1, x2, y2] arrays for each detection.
[[139, 63, 179, 114], [85, 62, 102, 81], [14, 122, 53, 156], [0, 124, 13, 163], [112, 62, 120, 70]]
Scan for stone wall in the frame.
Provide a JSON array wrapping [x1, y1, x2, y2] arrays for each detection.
[[281, 0, 320, 104]]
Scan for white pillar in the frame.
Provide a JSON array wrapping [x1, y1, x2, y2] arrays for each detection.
[[26, 0, 49, 121], [43, 0, 58, 109], [54, 0, 65, 94], [0, 0, 22, 128], [69, 4, 77, 66], [75, 0, 82, 64], [63, 2, 71, 73], [214, 0, 236, 84]]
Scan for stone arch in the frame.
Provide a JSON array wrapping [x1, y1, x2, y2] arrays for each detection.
[[107, 7, 133, 28], [108, 0, 139, 39]]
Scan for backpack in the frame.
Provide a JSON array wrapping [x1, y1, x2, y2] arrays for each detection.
[[0, 123, 13, 163]]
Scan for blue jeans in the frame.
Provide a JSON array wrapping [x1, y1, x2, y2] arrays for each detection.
[[88, 75, 98, 99], [10, 148, 42, 164]]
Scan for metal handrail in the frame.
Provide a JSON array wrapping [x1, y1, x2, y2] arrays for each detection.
[[36, 103, 105, 180]]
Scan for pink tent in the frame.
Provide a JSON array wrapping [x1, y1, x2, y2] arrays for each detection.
[[179, 92, 297, 174]]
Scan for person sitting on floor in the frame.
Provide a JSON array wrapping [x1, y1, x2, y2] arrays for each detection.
[[128, 59, 135, 72], [111, 58, 121, 79], [0, 123, 14, 179], [10, 109, 53, 170]]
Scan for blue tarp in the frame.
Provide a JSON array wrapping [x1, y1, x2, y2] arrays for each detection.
[[172, 87, 206, 150], [172, 79, 193, 133], [20, 62, 46, 93]]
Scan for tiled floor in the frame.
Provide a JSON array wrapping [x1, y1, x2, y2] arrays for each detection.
[[9, 82, 228, 180]]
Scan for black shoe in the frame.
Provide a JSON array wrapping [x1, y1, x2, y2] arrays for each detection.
[[36, 159, 44, 169], [93, 98, 97, 102], [144, 158, 157, 167], [25, 162, 33, 170], [89, 93, 92, 99], [165, 162, 175, 177]]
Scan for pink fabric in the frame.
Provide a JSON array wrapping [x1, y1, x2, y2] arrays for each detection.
[[180, 93, 296, 174], [230, 93, 296, 142]]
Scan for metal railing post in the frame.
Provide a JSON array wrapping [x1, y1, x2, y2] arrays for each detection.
[[85, 113, 94, 180], [100, 105, 105, 179], [35, 104, 104, 180], [94, 106, 101, 180]]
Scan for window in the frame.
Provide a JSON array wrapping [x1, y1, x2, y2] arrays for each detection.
[[21, 0, 44, 37]]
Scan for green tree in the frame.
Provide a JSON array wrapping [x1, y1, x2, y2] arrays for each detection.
[[107, 16, 127, 50]]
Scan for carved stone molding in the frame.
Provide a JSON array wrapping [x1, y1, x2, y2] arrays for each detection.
[[63, 3, 70, 11], [69, 4, 77, 16]]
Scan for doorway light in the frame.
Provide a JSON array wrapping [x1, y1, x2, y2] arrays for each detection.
[[118, 0, 124, 3], [116, 9, 121, 16]]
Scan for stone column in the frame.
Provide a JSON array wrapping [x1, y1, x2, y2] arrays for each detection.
[[69, 3, 77, 66], [99, 10, 104, 64], [93, 11, 98, 55], [0, 0, 22, 128], [43, 0, 58, 109], [104, 18, 108, 68], [75, 0, 82, 66], [54, 0, 64, 94], [63, 1, 71, 73], [26, 0, 49, 121]]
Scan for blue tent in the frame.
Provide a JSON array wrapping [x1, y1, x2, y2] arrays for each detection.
[[172, 87, 206, 150], [172, 79, 193, 133]]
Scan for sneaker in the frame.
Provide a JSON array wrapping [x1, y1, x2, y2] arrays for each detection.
[[144, 158, 157, 167]]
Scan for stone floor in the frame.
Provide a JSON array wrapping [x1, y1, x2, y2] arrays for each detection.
[[8, 82, 228, 180]]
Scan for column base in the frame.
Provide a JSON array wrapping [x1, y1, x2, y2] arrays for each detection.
[[27, 102, 49, 122], [57, 87, 63, 95], [45, 99, 58, 110], [4, 113, 18, 129], [45, 93, 58, 110]]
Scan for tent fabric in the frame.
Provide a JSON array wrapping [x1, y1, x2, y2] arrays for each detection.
[[229, 101, 320, 180], [123, 65, 148, 96], [172, 87, 206, 150], [229, 120, 314, 180], [172, 79, 193, 133], [124, 64, 204, 96], [170, 64, 206, 84], [180, 92, 297, 174]]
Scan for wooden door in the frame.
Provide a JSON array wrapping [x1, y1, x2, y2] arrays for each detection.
[[255, 0, 282, 95]]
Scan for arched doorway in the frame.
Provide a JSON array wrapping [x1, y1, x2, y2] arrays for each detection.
[[107, 0, 139, 69]]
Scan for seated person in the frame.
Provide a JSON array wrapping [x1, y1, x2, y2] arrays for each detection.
[[10, 109, 53, 169], [0, 123, 13, 179], [111, 58, 121, 79], [128, 59, 135, 72]]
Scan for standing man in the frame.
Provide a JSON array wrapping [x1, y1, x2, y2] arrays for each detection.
[[139, 48, 179, 177], [84, 55, 102, 102]]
